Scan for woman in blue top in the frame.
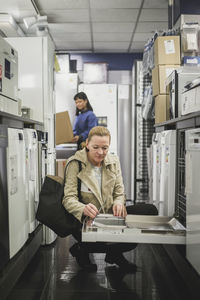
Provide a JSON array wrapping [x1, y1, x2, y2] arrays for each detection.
[[72, 92, 97, 149]]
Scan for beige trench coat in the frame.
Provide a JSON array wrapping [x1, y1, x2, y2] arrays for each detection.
[[62, 148, 126, 222]]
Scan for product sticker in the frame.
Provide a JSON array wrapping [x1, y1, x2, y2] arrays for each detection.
[[10, 155, 18, 195], [166, 152, 169, 163], [185, 57, 198, 65], [164, 40, 175, 54]]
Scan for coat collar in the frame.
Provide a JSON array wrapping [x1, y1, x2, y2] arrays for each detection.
[[70, 148, 117, 167], [67, 148, 117, 210]]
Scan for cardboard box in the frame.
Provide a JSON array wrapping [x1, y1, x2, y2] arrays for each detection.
[[152, 65, 180, 96], [154, 36, 181, 66], [155, 95, 170, 124], [56, 159, 68, 178], [56, 111, 74, 145]]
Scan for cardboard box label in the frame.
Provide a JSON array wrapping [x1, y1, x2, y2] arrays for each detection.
[[164, 40, 175, 54]]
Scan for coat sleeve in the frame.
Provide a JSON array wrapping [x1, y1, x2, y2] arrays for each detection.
[[80, 112, 97, 141], [73, 116, 78, 135], [62, 160, 85, 222], [112, 157, 126, 206]]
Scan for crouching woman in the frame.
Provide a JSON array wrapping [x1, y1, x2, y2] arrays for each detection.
[[62, 126, 158, 272]]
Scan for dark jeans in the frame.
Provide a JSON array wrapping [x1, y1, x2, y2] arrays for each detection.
[[71, 203, 158, 256]]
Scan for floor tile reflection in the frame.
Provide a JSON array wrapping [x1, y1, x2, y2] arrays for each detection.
[[7, 236, 199, 300]]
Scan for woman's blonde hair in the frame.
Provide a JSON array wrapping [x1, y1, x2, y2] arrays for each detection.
[[88, 126, 111, 143]]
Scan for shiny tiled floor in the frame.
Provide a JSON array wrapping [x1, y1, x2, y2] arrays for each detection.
[[7, 237, 198, 300]]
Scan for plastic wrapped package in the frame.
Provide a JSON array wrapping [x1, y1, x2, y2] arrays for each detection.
[[142, 85, 154, 120], [181, 23, 199, 54], [143, 42, 150, 76], [149, 41, 154, 70], [143, 32, 159, 75]]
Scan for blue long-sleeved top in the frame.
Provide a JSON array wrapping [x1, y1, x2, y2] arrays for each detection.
[[73, 110, 97, 141]]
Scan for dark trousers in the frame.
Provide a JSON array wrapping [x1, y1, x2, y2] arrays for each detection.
[[71, 203, 158, 256]]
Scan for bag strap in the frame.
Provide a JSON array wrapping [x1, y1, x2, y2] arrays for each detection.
[[64, 159, 82, 202], [77, 161, 82, 201]]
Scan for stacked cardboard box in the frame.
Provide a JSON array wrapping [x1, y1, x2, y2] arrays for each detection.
[[152, 36, 181, 123], [56, 111, 74, 145]]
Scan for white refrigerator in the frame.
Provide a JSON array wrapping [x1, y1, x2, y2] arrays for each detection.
[[6, 36, 57, 245], [79, 84, 117, 155]]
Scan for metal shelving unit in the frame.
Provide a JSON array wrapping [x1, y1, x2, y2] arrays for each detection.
[[134, 61, 154, 203]]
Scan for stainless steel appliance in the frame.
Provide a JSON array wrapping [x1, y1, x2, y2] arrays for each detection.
[[118, 84, 132, 200], [56, 143, 77, 159]]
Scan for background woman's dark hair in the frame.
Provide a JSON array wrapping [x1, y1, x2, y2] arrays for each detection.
[[74, 92, 93, 115]]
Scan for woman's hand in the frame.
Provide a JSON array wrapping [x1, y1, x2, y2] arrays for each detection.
[[71, 135, 79, 142], [83, 203, 99, 219], [113, 204, 127, 217]]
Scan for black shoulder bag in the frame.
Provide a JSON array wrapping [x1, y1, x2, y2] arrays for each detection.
[[36, 161, 82, 237]]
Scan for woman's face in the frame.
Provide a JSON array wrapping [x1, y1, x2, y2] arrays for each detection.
[[86, 135, 110, 167], [75, 98, 87, 111]]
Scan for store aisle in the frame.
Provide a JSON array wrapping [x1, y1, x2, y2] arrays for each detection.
[[7, 236, 198, 300]]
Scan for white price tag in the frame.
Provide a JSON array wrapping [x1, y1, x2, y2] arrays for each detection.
[[164, 40, 175, 54]]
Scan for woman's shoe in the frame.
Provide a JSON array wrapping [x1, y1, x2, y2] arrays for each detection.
[[105, 253, 137, 273], [70, 243, 97, 272]]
